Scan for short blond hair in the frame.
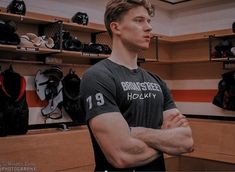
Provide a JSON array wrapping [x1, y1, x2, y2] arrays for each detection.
[[104, 0, 155, 37]]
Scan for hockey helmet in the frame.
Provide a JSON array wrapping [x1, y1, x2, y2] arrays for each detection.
[[0, 20, 20, 45], [62, 69, 85, 122], [0, 65, 26, 102], [0, 65, 28, 136], [63, 37, 83, 51], [72, 12, 89, 25], [83, 43, 112, 54], [7, 0, 26, 15], [35, 66, 63, 119]]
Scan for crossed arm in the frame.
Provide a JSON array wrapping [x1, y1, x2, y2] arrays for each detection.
[[89, 112, 160, 168], [130, 108, 194, 155], [89, 108, 194, 169]]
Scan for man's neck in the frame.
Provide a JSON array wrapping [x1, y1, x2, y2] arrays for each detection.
[[109, 39, 138, 70]]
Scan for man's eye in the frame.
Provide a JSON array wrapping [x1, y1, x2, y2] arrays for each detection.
[[135, 18, 143, 22]]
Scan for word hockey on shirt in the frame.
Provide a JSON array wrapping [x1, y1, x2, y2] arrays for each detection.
[[121, 81, 162, 101]]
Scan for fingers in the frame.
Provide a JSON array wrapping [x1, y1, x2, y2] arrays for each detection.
[[173, 114, 189, 127], [161, 113, 189, 129], [176, 118, 189, 127], [163, 113, 178, 121]]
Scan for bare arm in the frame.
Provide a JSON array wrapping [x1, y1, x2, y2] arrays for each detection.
[[89, 112, 160, 169], [131, 108, 194, 155]]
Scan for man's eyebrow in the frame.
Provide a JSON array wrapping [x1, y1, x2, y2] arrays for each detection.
[[133, 16, 151, 21], [133, 16, 150, 19]]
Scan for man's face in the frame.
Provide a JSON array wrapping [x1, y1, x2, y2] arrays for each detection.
[[116, 6, 152, 51]]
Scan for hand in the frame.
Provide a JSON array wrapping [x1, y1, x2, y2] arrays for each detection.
[[161, 113, 189, 129]]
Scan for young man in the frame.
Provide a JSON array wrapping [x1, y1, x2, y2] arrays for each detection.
[[80, 0, 194, 171]]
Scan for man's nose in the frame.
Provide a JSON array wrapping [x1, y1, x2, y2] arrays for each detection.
[[144, 21, 152, 32]]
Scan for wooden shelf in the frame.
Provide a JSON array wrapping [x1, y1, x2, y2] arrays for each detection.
[[211, 58, 235, 62], [157, 59, 209, 64], [0, 9, 105, 32], [144, 58, 158, 62], [0, 58, 44, 64], [63, 22, 106, 33], [156, 29, 235, 43], [0, 11, 59, 24], [0, 44, 60, 54], [58, 50, 109, 59], [0, 57, 94, 67], [0, 43, 109, 61], [145, 58, 210, 64], [1, 7, 234, 42], [1, 7, 234, 65]]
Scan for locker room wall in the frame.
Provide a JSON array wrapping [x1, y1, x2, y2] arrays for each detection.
[[0, 1, 235, 171], [0, 0, 235, 35]]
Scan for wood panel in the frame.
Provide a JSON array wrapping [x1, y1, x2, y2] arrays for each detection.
[[165, 119, 235, 170], [158, 42, 172, 62], [171, 39, 209, 62], [171, 62, 225, 80], [59, 165, 95, 172], [185, 119, 235, 164], [0, 127, 95, 172], [0, 118, 234, 172], [165, 156, 235, 171], [140, 63, 172, 80]]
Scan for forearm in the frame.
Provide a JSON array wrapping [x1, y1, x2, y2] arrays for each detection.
[[89, 112, 161, 169], [131, 126, 194, 155], [114, 137, 160, 168]]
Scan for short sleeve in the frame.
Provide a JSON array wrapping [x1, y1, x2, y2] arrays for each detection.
[[147, 71, 176, 111], [80, 68, 120, 121], [160, 80, 176, 111]]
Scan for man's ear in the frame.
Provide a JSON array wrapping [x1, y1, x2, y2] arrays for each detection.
[[110, 22, 121, 36]]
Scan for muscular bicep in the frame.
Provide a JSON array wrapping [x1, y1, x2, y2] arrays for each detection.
[[89, 112, 131, 155], [89, 112, 159, 168]]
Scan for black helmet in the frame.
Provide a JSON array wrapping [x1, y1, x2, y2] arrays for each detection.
[[72, 12, 89, 25], [83, 43, 112, 54], [0, 65, 26, 102], [7, 0, 26, 15], [0, 20, 20, 45], [63, 38, 83, 51], [0, 65, 28, 136], [62, 69, 85, 123]]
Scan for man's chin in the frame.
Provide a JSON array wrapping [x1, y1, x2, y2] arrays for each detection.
[[140, 45, 150, 51], [129, 44, 150, 52]]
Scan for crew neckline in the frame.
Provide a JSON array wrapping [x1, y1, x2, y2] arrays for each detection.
[[106, 58, 141, 74]]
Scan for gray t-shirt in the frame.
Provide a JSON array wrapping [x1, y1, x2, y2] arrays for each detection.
[[80, 58, 176, 171], [80, 58, 176, 128]]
